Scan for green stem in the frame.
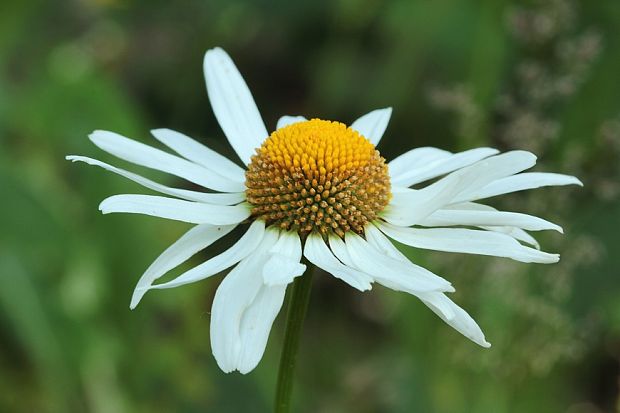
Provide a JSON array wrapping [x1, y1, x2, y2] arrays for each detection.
[[274, 263, 315, 413]]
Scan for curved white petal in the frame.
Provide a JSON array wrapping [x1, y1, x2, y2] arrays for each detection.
[[204, 47, 268, 165], [388, 147, 452, 179], [378, 222, 559, 264], [210, 230, 280, 373], [365, 225, 488, 342], [339, 233, 458, 311], [151, 220, 267, 290], [331, 231, 450, 320], [383, 151, 537, 226], [236, 282, 287, 373], [210, 257, 260, 373], [437, 202, 544, 247], [303, 233, 373, 291], [364, 224, 408, 261], [415, 292, 457, 321], [422, 207, 563, 233], [354, 228, 456, 320], [343, 232, 454, 293], [365, 226, 454, 318], [99, 194, 251, 225], [435, 150, 537, 198], [390, 147, 499, 187], [67, 156, 245, 205], [485, 226, 539, 249], [455, 172, 583, 203], [350, 107, 392, 146], [263, 231, 306, 286], [382, 184, 466, 227], [89, 130, 244, 192], [210, 254, 264, 373], [327, 234, 369, 269], [423, 295, 491, 348], [276, 115, 307, 130], [150, 128, 246, 182], [130, 224, 236, 309]]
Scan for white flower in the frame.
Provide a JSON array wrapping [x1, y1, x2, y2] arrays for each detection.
[[67, 47, 582, 374]]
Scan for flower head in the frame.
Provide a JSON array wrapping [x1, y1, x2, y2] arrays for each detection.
[[67, 47, 582, 374], [246, 118, 391, 236]]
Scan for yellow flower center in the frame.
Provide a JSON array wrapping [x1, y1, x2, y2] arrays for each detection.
[[245, 119, 391, 237]]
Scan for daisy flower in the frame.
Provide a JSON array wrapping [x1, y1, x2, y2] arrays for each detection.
[[67, 47, 581, 374]]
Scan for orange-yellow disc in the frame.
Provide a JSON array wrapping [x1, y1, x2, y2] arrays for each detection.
[[245, 119, 391, 236]]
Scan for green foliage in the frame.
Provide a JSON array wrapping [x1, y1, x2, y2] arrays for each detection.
[[1, 0, 619, 412]]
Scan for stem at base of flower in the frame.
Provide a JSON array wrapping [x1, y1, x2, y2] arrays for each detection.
[[274, 262, 315, 413]]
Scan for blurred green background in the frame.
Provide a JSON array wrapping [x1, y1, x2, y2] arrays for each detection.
[[1, 0, 620, 412]]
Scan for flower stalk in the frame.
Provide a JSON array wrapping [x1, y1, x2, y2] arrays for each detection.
[[274, 263, 315, 413]]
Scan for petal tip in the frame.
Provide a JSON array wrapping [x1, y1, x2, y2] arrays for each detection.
[[542, 253, 561, 264], [150, 128, 168, 136], [204, 46, 220, 56], [360, 283, 373, 292], [237, 365, 255, 375], [98, 197, 115, 213], [88, 129, 107, 139], [129, 290, 145, 310], [204, 46, 227, 64], [129, 293, 144, 310]]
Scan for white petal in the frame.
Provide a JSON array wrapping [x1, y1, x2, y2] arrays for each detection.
[[422, 206, 563, 233], [350, 107, 392, 146], [151, 220, 268, 290], [343, 232, 454, 293], [210, 252, 264, 372], [303, 233, 373, 291], [333, 231, 449, 320], [333, 233, 455, 320], [210, 231, 280, 373], [390, 147, 499, 187], [66, 156, 245, 205], [364, 226, 456, 320], [485, 226, 540, 249], [276, 115, 307, 130], [327, 234, 370, 270], [365, 225, 488, 345], [89, 130, 244, 192], [378, 222, 559, 264], [456, 172, 583, 202], [388, 147, 452, 179], [382, 184, 464, 227], [263, 231, 306, 286], [99, 194, 250, 225], [422, 295, 491, 348], [364, 224, 408, 261], [436, 150, 537, 198], [204, 47, 268, 165], [150, 128, 246, 182], [438, 202, 543, 247], [129, 224, 236, 309], [236, 282, 287, 373], [383, 151, 537, 226]]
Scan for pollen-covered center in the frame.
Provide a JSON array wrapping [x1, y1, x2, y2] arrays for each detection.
[[245, 119, 391, 237]]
